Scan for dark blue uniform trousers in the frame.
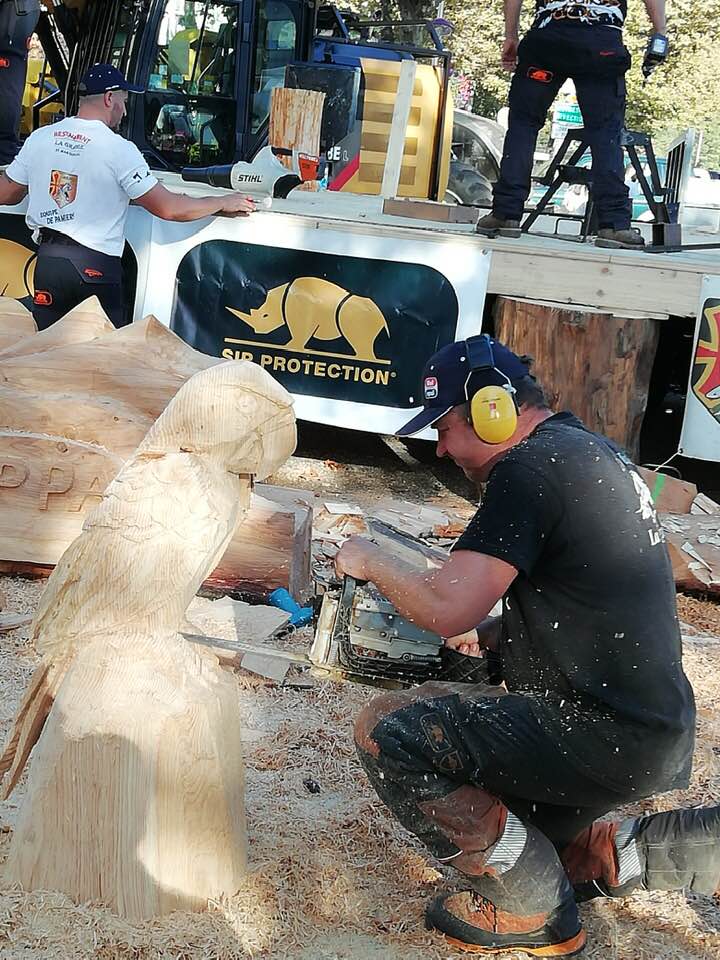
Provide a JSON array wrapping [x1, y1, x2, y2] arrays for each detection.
[[493, 23, 632, 230], [0, 2, 40, 165]]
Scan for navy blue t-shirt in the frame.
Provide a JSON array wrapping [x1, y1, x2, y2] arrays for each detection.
[[454, 413, 695, 795]]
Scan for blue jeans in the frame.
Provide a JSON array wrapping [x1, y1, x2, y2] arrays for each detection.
[[493, 24, 632, 230]]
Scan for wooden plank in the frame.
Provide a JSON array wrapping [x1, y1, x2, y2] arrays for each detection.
[[662, 514, 720, 596], [486, 246, 702, 318], [495, 296, 660, 459], [380, 59, 417, 199], [382, 198, 478, 224], [637, 467, 697, 515], [163, 167, 719, 319], [0, 613, 32, 633]]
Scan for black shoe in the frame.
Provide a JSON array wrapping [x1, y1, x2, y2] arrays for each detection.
[[595, 227, 645, 250], [426, 890, 586, 956], [476, 213, 522, 239]]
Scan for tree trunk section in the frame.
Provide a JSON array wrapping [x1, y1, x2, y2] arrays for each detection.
[[269, 87, 325, 191], [494, 297, 661, 460]]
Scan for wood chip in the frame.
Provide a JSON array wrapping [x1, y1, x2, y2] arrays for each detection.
[[692, 493, 720, 516], [323, 501, 364, 516], [0, 612, 32, 633]]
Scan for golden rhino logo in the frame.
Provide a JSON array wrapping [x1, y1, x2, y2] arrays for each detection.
[[0, 239, 36, 299], [226, 277, 390, 363]]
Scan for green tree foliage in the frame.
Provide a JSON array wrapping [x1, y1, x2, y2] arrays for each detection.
[[356, 0, 720, 167]]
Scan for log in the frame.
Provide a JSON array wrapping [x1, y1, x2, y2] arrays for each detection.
[[0, 431, 123, 565], [0, 297, 36, 350], [0, 295, 113, 359], [0, 314, 218, 451], [269, 87, 325, 191], [2, 359, 296, 918], [0, 314, 310, 594], [494, 297, 661, 460], [206, 490, 312, 598], [0, 447, 312, 595]]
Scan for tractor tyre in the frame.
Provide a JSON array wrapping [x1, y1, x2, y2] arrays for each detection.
[[446, 161, 493, 206]]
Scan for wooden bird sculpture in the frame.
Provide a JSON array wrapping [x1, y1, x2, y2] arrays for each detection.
[[0, 360, 296, 918]]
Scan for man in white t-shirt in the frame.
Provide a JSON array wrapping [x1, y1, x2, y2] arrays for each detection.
[[0, 63, 253, 328]]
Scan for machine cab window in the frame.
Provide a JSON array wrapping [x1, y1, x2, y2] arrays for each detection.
[[250, 0, 297, 133], [144, 0, 239, 168]]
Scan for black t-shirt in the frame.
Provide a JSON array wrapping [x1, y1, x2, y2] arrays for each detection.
[[534, 0, 627, 30], [454, 413, 695, 795]]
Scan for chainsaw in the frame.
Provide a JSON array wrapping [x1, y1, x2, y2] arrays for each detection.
[[184, 575, 490, 689]]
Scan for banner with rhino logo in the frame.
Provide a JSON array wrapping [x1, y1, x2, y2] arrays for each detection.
[[0, 213, 37, 307], [170, 239, 459, 408]]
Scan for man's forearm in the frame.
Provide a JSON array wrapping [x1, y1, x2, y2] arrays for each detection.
[[165, 193, 227, 222], [643, 0, 666, 33], [361, 551, 450, 634], [0, 172, 28, 207], [504, 0, 523, 38]]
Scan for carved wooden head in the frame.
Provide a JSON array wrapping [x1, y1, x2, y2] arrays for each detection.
[[138, 360, 296, 480]]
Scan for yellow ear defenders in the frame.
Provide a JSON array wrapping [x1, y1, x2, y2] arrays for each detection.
[[464, 335, 519, 443]]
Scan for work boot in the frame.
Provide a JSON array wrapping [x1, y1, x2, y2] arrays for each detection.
[[595, 227, 645, 250], [426, 890, 586, 956], [427, 817, 586, 955], [476, 213, 522, 239], [566, 805, 720, 903]]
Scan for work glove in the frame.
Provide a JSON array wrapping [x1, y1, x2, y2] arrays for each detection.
[[642, 33, 669, 80]]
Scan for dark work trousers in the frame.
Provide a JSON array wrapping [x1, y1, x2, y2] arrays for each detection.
[[493, 23, 632, 230], [0, 1, 40, 165], [354, 681, 647, 917], [32, 235, 124, 329]]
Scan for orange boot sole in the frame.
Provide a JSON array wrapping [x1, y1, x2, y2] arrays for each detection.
[[443, 928, 587, 956]]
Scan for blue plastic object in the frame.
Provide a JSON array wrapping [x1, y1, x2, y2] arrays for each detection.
[[267, 588, 313, 628]]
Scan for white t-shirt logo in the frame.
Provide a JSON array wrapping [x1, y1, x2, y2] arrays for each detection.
[[49, 170, 78, 209]]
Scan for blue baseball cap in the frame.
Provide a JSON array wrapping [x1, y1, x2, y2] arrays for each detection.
[[395, 336, 532, 437], [78, 64, 144, 96]]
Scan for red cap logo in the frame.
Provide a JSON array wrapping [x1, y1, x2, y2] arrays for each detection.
[[424, 376, 439, 400]]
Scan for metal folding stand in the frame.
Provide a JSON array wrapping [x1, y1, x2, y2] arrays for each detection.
[[521, 131, 596, 241], [522, 128, 685, 251]]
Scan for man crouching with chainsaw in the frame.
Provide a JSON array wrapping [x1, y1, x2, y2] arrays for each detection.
[[334, 335, 714, 956]]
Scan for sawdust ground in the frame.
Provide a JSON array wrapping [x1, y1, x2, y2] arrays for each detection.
[[0, 573, 718, 960], [0, 429, 718, 959]]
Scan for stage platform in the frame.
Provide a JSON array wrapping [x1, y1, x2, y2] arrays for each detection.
[[254, 188, 720, 320]]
